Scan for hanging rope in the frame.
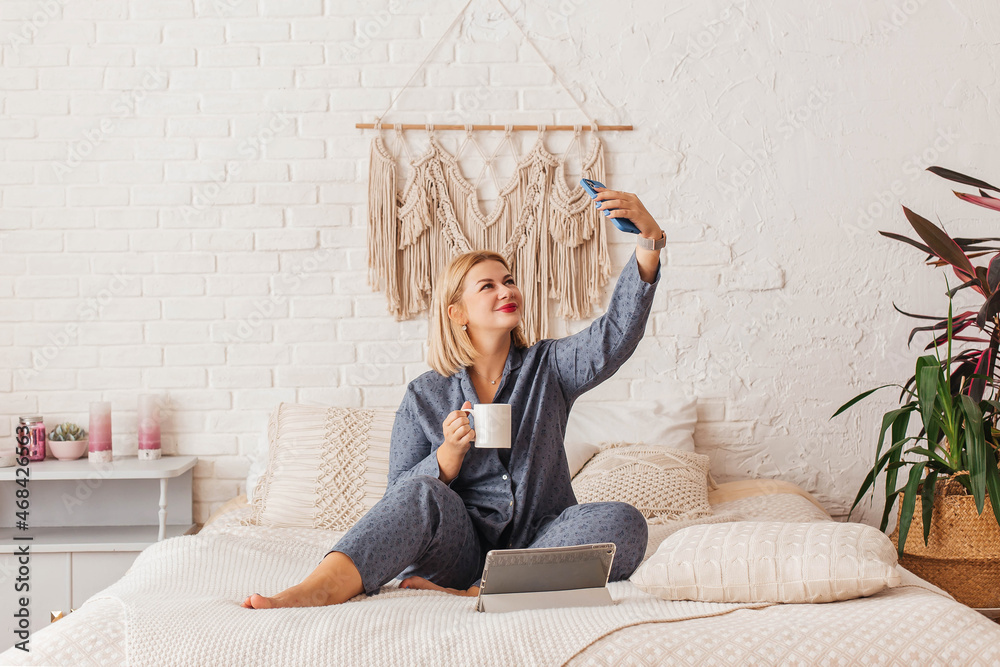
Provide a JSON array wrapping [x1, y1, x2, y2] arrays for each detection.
[[369, 0, 604, 131], [374, 0, 474, 127], [494, 0, 598, 128]]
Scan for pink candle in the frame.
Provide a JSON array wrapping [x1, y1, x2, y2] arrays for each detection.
[[137, 394, 161, 450], [89, 401, 113, 463]]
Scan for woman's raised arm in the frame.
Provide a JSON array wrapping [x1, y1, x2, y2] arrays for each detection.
[[549, 249, 660, 403]]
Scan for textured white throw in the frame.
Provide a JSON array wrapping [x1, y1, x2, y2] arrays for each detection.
[[87, 519, 771, 667]]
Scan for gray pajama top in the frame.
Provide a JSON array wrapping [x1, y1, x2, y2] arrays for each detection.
[[387, 249, 661, 550]]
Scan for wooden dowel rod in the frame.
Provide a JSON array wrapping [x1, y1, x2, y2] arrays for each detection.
[[355, 123, 633, 131]]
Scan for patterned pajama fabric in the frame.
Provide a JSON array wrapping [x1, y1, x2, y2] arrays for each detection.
[[332, 475, 649, 594], [328, 250, 660, 593]]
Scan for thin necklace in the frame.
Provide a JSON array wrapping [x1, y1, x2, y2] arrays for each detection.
[[470, 366, 504, 385]]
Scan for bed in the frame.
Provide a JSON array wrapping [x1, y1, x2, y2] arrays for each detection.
[[2, 478, 998, 667]]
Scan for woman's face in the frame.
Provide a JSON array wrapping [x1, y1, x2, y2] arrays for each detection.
[[452, 260, 522, 335]]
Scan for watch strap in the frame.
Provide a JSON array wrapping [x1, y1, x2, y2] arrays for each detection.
[[638, 230, 666, 251]]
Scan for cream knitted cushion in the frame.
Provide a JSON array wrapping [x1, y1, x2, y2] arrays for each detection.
[[630, 521, 902, 603], [570, 443, 714, 523], [242, 403, 395, 530]]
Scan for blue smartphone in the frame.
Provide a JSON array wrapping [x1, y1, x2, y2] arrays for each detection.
[[579, 178, 641, 234]]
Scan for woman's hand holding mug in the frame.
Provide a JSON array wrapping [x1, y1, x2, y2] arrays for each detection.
[[437, 400, 475, 484], [443, 400, 476, 452]]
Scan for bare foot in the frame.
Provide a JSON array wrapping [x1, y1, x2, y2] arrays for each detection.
[[400, 575, 479, 598], [242, 552, 364, 609], [240, 585, 328, 609]]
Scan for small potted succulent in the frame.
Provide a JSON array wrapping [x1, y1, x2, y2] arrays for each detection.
[[48, 423, 88, 460]]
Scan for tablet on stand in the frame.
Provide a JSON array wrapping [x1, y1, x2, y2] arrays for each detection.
[[475, 543, 616, 613]]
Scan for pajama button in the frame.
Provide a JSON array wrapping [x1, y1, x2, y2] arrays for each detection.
[[502, 474, 508, 480], [509, 501, 513, 506]]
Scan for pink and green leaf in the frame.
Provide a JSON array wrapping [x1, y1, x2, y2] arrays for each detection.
[[955, 191, 1000, 213]]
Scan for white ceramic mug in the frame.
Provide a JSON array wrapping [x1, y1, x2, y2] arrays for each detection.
[[460, 404, 512, 449]]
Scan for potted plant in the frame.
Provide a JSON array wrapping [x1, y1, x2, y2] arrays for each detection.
[[48, 422, 88, 460], [833, 166, 1000, 608]]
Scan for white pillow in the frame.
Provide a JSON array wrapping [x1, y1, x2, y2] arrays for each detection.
[[630, 521, 901, 604], [243, 403, 395, 530], [565, 397, 697, 454]]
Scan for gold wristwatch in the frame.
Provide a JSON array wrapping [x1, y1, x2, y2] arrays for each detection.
[[638, 230, 666, 251]]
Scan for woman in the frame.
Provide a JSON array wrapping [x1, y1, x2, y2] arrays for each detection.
[[242, 187, 664, 608]]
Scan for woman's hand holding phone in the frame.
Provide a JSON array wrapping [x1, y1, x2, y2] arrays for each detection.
[[591, 186, 661, 240], [581, 180, 663, 283]]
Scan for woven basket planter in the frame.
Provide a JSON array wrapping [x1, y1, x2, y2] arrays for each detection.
[[891, 478, 1000, 608]]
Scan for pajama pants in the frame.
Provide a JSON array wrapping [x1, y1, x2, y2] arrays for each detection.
[[324, 475, 649, 596]]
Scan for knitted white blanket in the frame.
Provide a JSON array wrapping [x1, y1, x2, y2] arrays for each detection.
[[87, 519, 771, 667]]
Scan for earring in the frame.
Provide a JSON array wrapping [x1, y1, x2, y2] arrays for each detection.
[[462, 324, 467, 331]]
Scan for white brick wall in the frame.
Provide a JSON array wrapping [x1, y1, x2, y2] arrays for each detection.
[[1, 0, 992, 524]]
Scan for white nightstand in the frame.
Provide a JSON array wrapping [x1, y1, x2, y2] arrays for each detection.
[[0, 455, 198, 650]]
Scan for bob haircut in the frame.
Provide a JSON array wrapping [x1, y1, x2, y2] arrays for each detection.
[[427, 250, 529, 377]]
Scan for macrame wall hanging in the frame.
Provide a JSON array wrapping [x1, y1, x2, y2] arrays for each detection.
[[358, 0, 634, 346]]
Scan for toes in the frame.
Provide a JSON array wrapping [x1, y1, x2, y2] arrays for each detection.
[[249, 593, 274, 609], [399, 576, 445, 592]]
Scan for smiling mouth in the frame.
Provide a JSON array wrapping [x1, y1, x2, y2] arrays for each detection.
[[498, 305, 518, 312]]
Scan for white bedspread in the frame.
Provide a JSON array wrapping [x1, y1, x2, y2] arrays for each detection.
[[80, 519, 771, 666], [3, 493, 999, 666]]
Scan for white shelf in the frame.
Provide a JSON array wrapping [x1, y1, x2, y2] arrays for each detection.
[[0, 454, 197, 481], [0, 524, 198, 553]]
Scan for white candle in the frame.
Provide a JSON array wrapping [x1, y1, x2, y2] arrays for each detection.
[[137, 394, 161, 450], [88, 401, 112, 451]]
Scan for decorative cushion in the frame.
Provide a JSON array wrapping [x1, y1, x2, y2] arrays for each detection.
[[565, 397, 697, 453], [242, 403, 395, 530], [571, 443, 714, 523], [630, 521, 902, 604]]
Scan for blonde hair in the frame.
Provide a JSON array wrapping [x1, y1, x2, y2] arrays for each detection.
[[427, 250, 529, 377]]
